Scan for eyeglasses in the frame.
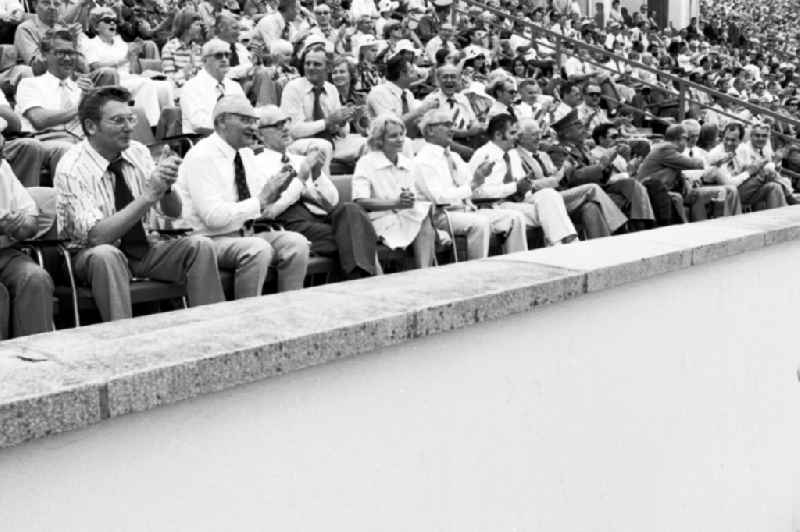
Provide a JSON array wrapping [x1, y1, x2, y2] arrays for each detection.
[[53, 49, 78, 58], [104, 113, 138, 127], [587, 93, 602, 97], [259, 118, 291, 129], [99, 17, 117, 24], [428, 121, 453, 128], [211, 52, 231, 60]]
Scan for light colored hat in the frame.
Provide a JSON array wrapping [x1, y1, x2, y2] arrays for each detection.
[[213, 95, 258, 120], [377, 0, 398, 11], [681, 119, 701, 135], [585, 84, 602, 94], [419, 108, 453, 131], [256, 105, 290, 126], [394, 39, 417, 54], [432, 0, 452, 6], [357, 34, 378, 52], [202, 38, 231, 57]]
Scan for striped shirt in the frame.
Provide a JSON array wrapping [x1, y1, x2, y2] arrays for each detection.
[[55, 140, 162, 249], [161, 38, 203, 88]]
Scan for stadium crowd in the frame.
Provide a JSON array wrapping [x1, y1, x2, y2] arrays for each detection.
[[2, 0, 800, 339]]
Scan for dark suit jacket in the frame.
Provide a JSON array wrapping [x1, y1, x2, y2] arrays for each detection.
[[637, 142, 704, 192]]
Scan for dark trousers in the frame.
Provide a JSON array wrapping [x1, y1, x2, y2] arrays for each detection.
[[277, 202, 378, 278], [643, 179, 684, 226], [0, 248, 54, 339]]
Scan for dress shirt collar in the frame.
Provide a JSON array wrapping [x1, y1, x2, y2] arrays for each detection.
[[42, 71, 77, 89], [197, 67, 224, 87], [373, 150, 411, 170], [208, 132, 238, 160], [81, 139, 139, 175], [419, 141, 445, 157], [482, 141, 505, 159], [299, 77, 330, 94]]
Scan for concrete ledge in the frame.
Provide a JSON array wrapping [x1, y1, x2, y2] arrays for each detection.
[[3, 206, 800, 448]]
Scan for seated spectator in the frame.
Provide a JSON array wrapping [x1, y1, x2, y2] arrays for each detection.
[[553, 110, 655, 230], [509, 118, 628, 238], [425, 22, 457, 64], [14, 0, 62, 74], [637, 124, 707, 225], [0, 124, 54, 339], [422, 64, 483, 155], [367, 54, 437, 141], [16, 29, 95, 176], [0, 90, 47, 188], [467, 113, 578, 246], [180, 38, 247, 134], [280, 47, 356, 164], [82, 7, 172, 128], [736, 122, 796, 204], [55, 86, 225, 322], [576, 83, 609, 133], [354, 35, 382, 94], [255, 105, 379, 279], [485, 73, 520, 122], [176, 96, 310, 297], [213, 12, 275, 107], [257, 38, 299, 106], [160, 8, 205, 91], [329, 56, 369, 136], [708, 122, 790, 211], [414, 109, 530, 258], [352, 114, 436, 269]]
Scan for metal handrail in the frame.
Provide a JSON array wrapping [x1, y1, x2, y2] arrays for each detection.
[[452, 0, 800, 137]]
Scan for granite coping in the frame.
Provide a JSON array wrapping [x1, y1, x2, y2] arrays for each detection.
[[2, 207, 800, 448]]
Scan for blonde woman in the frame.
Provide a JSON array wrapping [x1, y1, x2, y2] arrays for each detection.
[[352, 114, 436, 268]]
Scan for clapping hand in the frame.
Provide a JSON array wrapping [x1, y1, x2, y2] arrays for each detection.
[[473, 159, 494, 187], [0, 209, 26, 237], [397, 187, 415, 208], [258, 165, 296, 208], [145, 154, 181, 201]]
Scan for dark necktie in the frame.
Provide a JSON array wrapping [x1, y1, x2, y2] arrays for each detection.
[[502, 152, 514, 183], [312, 85, 325, 121], [233, 152, 251, 201], [229, 41, 240, 67], [109, 158, 149, 261], [447, 97, 465, 129], [507, 105, 517, 123], [689, 148, 695, 158], [401, 90, 409, 115]]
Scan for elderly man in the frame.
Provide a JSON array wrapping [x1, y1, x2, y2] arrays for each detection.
[[467, 113, 578, 246], [176, 96, 310, 298], [16, 28, 94, 178], [0, 129, 54, 339], [180, 38, 247, 135], [707, 122, 788, 211], [254, 105, 378, 279], [736, 121, 797, 205], [576, 84, 609, 133], [414, 108, 531, 259], [55, 86, 224, 322], [509, 118, 628, 238], [422, 64, 483, 154]]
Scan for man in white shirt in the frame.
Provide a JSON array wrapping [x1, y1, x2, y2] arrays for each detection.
[[367, 54, 436, 138], [425, 22, 457, 63], [177, 96, 310, 297], [414, 108, 528, 259], [485, 74, 519, 123], [16, 28, 92, 178], [279, 47, 353, 163], [509, 118, 628, 238], [255, 0, 301, 45], [576, 84, 609, 133], [468, 113, 578, 246], [254, 105, 378, 279], [0, 127, 54, 339], [180, 38, 247, 135], [422, 64, 483, 154]]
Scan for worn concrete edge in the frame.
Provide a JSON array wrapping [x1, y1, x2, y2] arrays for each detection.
[[2, 207, 800, 448]]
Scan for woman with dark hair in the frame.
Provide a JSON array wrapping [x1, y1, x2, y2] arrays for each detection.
[[697, 123, 720, 151], [461, 52, 489, 84], [160, 8, 205, 89], [510, 55, 530, 82]]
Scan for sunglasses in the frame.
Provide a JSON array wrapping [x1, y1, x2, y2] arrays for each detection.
[[259, 118, 290, 129], [587, 92, 602, 97], [100, 17, 117, 24], [211, 52, 231, 60]]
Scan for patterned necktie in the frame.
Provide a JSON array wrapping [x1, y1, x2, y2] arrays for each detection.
[[216, 83, 225, 101], [109, 158, 149, 261], [502, 151, 514, 183], [229, 41, 240, 67], [447, 97, 465, 129], [233, 152, 251, 201]]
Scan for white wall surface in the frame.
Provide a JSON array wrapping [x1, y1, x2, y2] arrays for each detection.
[[1, 241, 798, 532]]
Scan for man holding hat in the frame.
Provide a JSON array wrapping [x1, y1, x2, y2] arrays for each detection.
[[254, 105, 379, 279], [181, 37, 247, 135], [56, 86, 225, 322], [177, 96, 311, 298]]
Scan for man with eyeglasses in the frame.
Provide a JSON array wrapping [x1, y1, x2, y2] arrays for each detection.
[[421, 64, 483, 155], [734, 122, 797, 207], [254, 105, 379, 279], [16, 28, 97, 179], [55, 86, 225, 322], [177, 96, 310, 298], [181, 38, 246, 135], [576, 84, 609, 134], [486, 75, 519, 123]]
